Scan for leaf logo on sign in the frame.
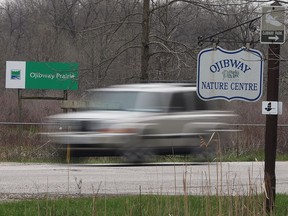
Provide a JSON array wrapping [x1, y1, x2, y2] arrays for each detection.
[[222, 70, 239, 80]]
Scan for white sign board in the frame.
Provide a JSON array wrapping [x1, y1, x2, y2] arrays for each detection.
[[260, 6, 285, 44], [5, 61, 26, 89], [262, 101, 282, 115], [197, 46, 264, 101]]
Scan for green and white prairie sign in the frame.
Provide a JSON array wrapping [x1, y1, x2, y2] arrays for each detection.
[[5, 61, 79, 90]]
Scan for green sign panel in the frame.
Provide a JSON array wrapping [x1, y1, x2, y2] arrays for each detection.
[[6, 61, 79, 90]]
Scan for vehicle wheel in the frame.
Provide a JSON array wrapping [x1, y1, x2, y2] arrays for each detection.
[[52, 144, 68, 162], [121, 128, 156, 163], [53, 144, 83, 163], [122, 148, 153, 163]]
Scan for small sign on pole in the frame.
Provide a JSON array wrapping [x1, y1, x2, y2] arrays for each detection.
[[260, 5, 285, 44], [262, 101, 282, 115]]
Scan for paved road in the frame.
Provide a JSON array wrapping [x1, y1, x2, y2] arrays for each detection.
[[0, 162, 287, 199]]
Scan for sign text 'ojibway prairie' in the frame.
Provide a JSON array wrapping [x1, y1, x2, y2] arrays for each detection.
[[5, 61, 79, 90], [197, 46, 263, 101]]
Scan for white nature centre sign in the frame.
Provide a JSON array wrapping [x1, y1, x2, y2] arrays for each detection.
[[197, 46, 263, 101]]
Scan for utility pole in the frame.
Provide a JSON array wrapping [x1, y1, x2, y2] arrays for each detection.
[[264, 43, 280, 213], [262, 1, 284, 212]]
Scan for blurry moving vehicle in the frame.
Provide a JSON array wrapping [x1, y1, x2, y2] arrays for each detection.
[[44, 83, 235, 162]]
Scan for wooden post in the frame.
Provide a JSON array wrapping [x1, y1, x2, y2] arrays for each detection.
[[264, 43, 280, 213]]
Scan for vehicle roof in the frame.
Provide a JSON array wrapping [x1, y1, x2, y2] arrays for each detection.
[[87, 83, 197, 93]]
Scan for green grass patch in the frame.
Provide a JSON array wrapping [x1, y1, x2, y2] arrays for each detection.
[[14, 152, 288, 164], [1, 194, 288, 216], [59, 152, 288, 164]]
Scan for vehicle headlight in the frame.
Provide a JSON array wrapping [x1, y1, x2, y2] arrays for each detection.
[[79, 121, 137, 133], [80, 120, 100, 131], [57, 120, 82, 132]]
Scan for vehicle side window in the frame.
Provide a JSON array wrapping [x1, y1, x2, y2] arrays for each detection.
[[169, 93, 187, 112], [135, 92, 169, 112], [185, 92, 216, 111], [185, 92, 221, 111]]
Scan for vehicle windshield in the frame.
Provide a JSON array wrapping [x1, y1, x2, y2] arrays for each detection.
[[83, 91, 168, 112]]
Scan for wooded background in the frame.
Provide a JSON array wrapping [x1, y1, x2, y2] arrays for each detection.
[[0, 0, 288, 123]]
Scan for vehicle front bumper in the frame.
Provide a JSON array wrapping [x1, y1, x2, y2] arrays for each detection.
[[43, 132, 134, 146]]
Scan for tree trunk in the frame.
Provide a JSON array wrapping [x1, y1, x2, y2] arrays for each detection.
[[140, 0, 150, 81]]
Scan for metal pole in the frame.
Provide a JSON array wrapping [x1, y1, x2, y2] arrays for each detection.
[[264, 43, 280, 213], [18, 89, 22, 122], [63, 90, 71, 163]]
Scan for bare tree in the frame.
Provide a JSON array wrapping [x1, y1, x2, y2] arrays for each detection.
[[0, 0, 286, 121]]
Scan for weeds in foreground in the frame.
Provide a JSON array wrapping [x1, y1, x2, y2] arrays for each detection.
[[0, 194, 288, 216], [0, 129, 287, 215]]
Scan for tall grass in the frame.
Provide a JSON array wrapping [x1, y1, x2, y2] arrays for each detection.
[[0, 125, 287, 215], [1, 194, 288, 216]]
